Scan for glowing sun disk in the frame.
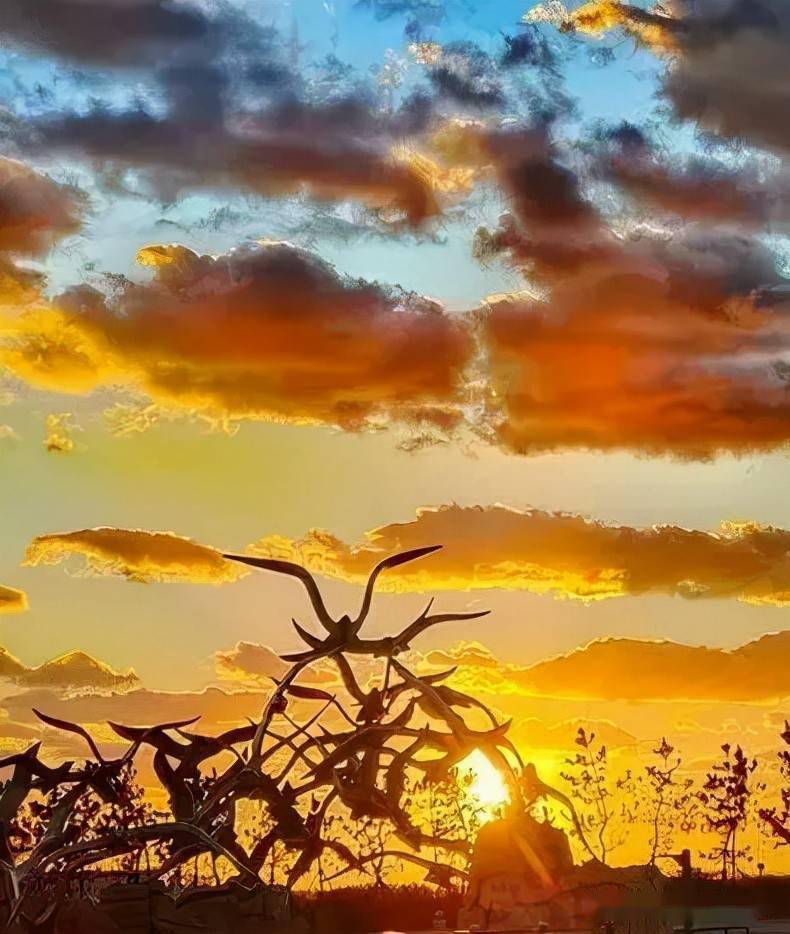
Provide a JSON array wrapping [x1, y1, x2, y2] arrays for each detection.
[[461, 750, 510, 809]]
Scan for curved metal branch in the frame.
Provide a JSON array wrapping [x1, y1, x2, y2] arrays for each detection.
[[223, 553, 339, 636], [33, 710, 105, 763], [350, 545, 443, 634]]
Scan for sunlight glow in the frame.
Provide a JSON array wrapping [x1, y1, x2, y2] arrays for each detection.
[[462, 750, 510, 810]]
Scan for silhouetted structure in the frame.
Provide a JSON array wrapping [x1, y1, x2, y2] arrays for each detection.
[[0, 545, 524, 930]]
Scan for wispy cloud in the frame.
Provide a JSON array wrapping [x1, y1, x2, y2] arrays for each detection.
[[0, 585, 27, 615], [24, 528, 247, 584]]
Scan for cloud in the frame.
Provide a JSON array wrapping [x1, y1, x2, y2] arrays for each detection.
[[30, 99, 439, 225], [358, 0, 445, 26], [6, 0, 441, 224], [246, 504, 790, 605], [0, 685, 268, 733], [24, 527, 247, 585], [659, 0, 790, 156], [515, 631, 790, 703], [43, 412, 78, 454], [426, 41, 505, 109], [0, 586, 27, 615], [479, 242, 790, 457], [422, 641, 501, 669], [551, 0, 790, 157], [0, 643, 137, 691], [0, 425, 19, 448], [421, 632, 790, 704], [0, 645, 27, 677], [593, 124, 790, 227], [466, 123, 790, 457], [2, 240, 473, 432], [0, 157, 81, 256], [0, 0, 221, 67], [214, 641, 336, 688], [19, 650, 139, 692]]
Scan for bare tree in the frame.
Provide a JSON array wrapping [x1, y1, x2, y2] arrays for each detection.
[[699, 744, 758, 880]]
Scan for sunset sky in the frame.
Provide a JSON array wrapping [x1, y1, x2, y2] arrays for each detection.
[[2, 0, 790, 804]]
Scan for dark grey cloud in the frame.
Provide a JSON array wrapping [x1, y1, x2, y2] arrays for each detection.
[[567, 0, 790, 156], [0, 0, 220, 67], [592, 120, 790, 228], [23, 92, 438, 223], [663, 0, 790, 155], [427, 41, 505, 109]]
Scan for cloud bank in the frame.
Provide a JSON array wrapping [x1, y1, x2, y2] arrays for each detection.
[[245, 504, 790, 605], [2, 240, 472, 433]]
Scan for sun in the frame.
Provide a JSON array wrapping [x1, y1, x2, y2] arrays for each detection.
[[461, 750, 510, 811]]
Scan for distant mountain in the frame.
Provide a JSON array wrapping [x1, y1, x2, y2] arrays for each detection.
[[516, 631, 790, 702]]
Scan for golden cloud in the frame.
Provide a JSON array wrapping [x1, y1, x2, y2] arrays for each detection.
[[0, 643, 137, 691], [0, 584, 27, 614], [24, 527, 247, 585], [562, 0, 679, 53], [20, 649, 139, 692], [509, 716, 637, 752], [1, 240, 472, 433], [514, 631, 790, 703], [247, 504, 790, 605], [0, 644, 26, 677], [1, 686, 269, 735], [420, 632, 790, 704], [32, 505, 790, 607], [44, 412, 78, 453]]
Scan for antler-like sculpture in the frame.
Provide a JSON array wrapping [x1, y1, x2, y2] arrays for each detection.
[[0, 544, 534, 928], [223, 545, 490, 663]]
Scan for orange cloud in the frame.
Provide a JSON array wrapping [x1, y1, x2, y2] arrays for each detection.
[[0, 156, 81, 256], [247, 504, 790, 605], [1, 240, 472, 433], [478, 233, 790, 457], [448, 119, 790, 458], [24, 527, 247, 584], [0, 585, 27, 614]]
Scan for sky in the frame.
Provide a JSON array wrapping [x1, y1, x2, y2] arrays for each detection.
[[3, 0, 790, 838]]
